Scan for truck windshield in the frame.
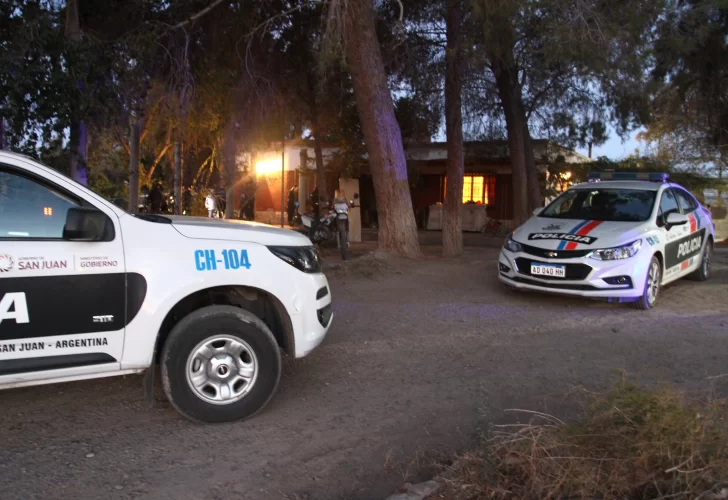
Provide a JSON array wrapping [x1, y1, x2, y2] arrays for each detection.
[[540, 188, 656, 222]]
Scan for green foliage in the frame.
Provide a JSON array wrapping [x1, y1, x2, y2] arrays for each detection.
[[648, 0, 728, 179]]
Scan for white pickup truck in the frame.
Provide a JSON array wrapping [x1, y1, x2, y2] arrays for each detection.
[[0, 151, 333, 423]]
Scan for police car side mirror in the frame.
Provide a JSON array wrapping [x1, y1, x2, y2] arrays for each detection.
[[63, 207, 112, 242], [666, 212, 689, 228]]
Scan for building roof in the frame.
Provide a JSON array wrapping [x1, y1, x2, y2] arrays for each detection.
[[403, 140, 592, 164]]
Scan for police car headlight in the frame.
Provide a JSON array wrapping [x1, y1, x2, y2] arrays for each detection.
[[588, 239, 642, 261], [503, 235, 523, 253], [268, 246, 322, 273]]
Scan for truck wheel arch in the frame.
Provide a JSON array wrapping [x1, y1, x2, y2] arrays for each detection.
[[153, 285, 295, 363]]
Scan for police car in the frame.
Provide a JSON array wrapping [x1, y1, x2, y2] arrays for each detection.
[[0, 151, 333, 423], [499, 172, 714, 309]]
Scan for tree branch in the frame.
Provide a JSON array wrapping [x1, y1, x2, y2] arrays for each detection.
[[116, 127, 131, 155], [146, 143, 172, 182], [170, 0, 226, 29], [140, 95, 167, 144]]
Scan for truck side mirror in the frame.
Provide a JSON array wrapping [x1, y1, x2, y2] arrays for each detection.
[[63, 207, 114, 242]]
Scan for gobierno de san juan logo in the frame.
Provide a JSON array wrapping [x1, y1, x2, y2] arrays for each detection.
[[0, 254, 13, 273]]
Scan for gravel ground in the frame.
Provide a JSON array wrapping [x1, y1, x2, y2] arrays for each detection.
[[1, 242, 727, 500]]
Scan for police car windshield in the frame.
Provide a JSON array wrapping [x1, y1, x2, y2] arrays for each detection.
[[541, 188, 656, 222]]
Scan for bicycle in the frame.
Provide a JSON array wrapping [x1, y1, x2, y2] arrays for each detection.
[[483, 218, 510, 237]]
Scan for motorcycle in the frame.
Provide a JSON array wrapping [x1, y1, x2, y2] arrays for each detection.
[[297, 203, 337, 246], [295, 193, 358, 260]]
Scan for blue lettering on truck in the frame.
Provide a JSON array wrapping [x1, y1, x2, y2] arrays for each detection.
[[195, 249, 251, 271]]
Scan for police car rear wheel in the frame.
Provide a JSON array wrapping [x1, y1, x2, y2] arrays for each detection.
[[689, 240, 712, 282], [161, 305, 282, 423], [635, 256, 661, 310]]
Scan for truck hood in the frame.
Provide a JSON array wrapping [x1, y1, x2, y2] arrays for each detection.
[[512, 217, 650, 251], [168, 216, 311, 246]]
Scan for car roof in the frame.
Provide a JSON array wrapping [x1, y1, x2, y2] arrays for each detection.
[[0, 150, 39, 163], [570, 180, 664, 191]]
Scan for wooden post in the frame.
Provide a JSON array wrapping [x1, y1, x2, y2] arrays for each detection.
[[128, 120, 141, 213], [174, 142, 182, 215], [281, 133, 285, 228]]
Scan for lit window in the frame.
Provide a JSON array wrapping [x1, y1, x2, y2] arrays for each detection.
[[44, 207, 53, 216], [462, 177, 472, 203], [462, 175, 491, 204]]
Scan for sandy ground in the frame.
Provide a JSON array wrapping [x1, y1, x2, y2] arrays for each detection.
[[1, 236, 727, 500]]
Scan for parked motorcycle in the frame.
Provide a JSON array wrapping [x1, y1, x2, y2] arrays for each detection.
[[298, 203, 337, 246], [295, 193, 358, 260], [333, 193, 359, 260]]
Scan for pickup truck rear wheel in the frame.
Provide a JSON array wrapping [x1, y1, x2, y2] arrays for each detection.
[[161, 305, 281, 423]]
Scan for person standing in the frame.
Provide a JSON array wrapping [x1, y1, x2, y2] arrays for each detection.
[[149, 182, 164, 214], [287, 186, 298, 226], [205, 191, 217, 218], [238, 191, 251, 220]]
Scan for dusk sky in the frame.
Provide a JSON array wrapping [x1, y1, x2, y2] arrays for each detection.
[[576, 130, 644, 160]]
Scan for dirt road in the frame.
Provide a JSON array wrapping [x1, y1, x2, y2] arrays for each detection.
[[1, 246, 727, 500]]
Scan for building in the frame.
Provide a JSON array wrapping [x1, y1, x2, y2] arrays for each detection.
[[242, 139, 591, 229]]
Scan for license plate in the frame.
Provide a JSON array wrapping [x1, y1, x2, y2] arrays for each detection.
[[531, 263, 565, 278]]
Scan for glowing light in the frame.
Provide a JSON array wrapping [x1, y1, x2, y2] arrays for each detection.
[[562, 171, 572, 180], [43, 207, 53, 216], [255, 159, 282, 176]]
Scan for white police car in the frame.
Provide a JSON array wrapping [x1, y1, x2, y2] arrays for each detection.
[[0, 151, 333, 423], [499, 172, 715, 309]]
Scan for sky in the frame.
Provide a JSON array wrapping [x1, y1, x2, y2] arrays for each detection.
[[575, 129, 645, 160]]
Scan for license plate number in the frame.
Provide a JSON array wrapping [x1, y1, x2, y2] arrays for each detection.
[[531, 263, 565, 278]]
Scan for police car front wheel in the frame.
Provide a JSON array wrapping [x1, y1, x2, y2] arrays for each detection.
[[635, 256, 661, 310], [161, 305, 282, 423]]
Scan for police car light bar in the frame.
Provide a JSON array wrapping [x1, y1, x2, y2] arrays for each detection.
[[588, 172, 669, 182]]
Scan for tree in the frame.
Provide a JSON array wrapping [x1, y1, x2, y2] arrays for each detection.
[[443, 0, 465, 256], [64, 0, 87, 185], [469, 0, 661, 223], [328, 0, 421, 257], [650, 0, 728, 183]]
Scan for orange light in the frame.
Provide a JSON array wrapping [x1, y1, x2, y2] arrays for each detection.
[[255, 159, 282, 176], [44, 207, 53, 216]]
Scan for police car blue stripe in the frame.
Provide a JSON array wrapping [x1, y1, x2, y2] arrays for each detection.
[[557, 220, 590, 250]]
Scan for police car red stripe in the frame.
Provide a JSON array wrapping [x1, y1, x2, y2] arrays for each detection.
[[564, 220, 603, 250], [688, 213, 697, 232]]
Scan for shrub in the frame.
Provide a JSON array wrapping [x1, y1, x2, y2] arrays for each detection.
[[438, 379, 728, 499]]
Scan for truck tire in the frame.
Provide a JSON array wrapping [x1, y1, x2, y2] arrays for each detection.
[[161, 305, 282, 423]]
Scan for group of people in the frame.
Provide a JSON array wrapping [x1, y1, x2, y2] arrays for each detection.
[[204, 190, 254, 219], [287, 186, 354, 226]]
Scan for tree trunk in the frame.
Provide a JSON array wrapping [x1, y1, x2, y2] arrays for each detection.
[[0, 114, 4, 150], [65, 0, 87, 186], [523, 130, 541, 211], [492, 58, 529, 226], [222, 122, 237, 219], [127, 119, 141, 213], [312, 124, 327, 201], [174, 142, 182, 215], [309, 93, 328, 200], [443, 0, 464, 257], [343, 0, 421, 257]]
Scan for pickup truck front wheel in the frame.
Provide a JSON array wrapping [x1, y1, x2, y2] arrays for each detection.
[[161, 305, 282, 423]]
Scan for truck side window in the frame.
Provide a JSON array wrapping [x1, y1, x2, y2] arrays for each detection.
[[657, 189, 679, 227], [0, 169, 79, 239]]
